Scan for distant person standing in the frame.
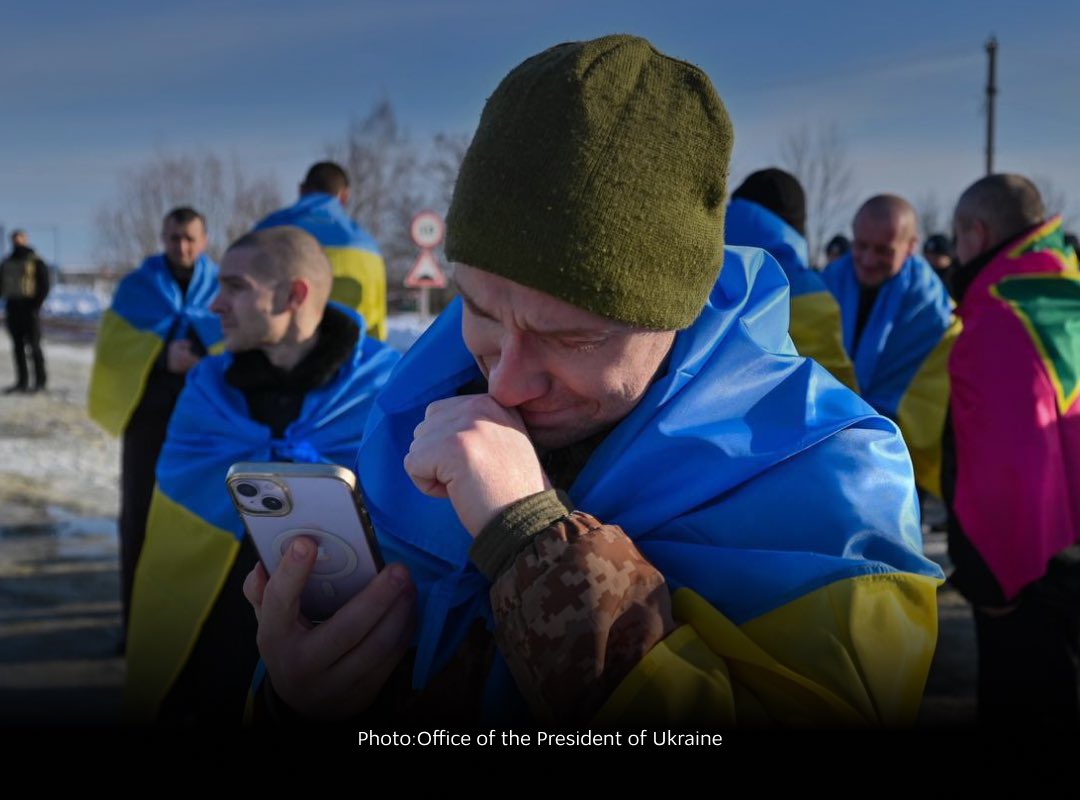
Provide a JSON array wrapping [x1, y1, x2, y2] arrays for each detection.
[[254, 161, 388, 340], [87, 207, 222, 640], [0, 229, 50, 393]]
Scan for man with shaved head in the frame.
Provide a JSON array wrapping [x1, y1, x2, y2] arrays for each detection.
[[946, 174, 1080, 727], [822, 194, 957, 496], [124, 226, 399, 724]]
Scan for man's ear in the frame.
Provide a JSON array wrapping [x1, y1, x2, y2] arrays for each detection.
[[337, 187, 351, 208], [285, 278, 310, 311]]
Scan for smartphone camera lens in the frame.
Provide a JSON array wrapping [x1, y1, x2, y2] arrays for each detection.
[[262, 496, 284, 511], [236, 483, 258, 498]]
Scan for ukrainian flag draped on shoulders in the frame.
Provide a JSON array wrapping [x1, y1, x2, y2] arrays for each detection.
[[358, 246, 944, 728], [950, 216, 1080, 601], [822, 251, 959, 496], [87, 254, 221, 436], [725, 197, 857, 391], [255, 194, 388, 341], [124, 308, 399, 720]]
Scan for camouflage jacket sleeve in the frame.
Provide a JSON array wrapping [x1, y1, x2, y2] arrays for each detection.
[[472, 491, 939, 729], [469, 490, 676, 722]]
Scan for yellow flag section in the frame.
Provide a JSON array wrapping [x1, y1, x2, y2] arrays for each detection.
[[897, 316, 962, 498], [598, 572, 941, 728], [87, 310, 164, 436], [86, 253, 222, 436], [790, 291, 859, 392], [124, 489, 238, 721], [324, 245, 387, 342]]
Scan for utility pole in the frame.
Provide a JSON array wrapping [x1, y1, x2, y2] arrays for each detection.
[[985, 36, 998, 176]]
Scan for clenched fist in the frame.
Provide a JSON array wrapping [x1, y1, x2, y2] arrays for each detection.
[[404, 394, 551, 536]]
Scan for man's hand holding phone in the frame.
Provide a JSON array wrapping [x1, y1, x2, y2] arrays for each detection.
[[243, 539, 416, 720]]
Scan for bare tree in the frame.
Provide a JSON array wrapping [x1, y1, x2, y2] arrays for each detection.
[[325, 101, 472, 304], [779, 124, 857, 266], [429, 131, 471, 215], [95, 151, 282, 269], [916, 191, 948, 239], [328, 101, 426, 282], [226, 157, 284, 245]]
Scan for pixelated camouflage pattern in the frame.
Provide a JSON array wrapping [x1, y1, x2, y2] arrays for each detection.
[[490, 511, 675, 722]]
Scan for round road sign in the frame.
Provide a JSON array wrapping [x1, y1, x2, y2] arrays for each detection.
[[410, 211, 445, 249]]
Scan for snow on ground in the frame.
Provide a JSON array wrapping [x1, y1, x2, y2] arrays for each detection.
[[0, 336, 118, 525], [385, 311, 433, 353], [41, 286, 110, 320]]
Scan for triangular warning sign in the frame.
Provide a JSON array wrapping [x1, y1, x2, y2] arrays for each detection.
[[404, 250, 447, 288]]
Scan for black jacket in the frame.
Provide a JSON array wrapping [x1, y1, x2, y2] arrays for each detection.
[[0, 245, 50, 308]]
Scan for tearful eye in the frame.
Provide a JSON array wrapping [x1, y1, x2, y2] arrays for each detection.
[[555, 338, 603, 353]]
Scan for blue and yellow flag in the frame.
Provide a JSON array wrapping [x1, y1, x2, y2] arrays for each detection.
[[725, 198, 857, 390], [357, 247, 943, 727], [124, 310, 399, 720], [255, 194, 388, 341], [87, 254, 221, 436], [822, 252, 959, 496]]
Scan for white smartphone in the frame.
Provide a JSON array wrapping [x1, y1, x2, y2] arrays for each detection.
[[226, 462, 383, 622]]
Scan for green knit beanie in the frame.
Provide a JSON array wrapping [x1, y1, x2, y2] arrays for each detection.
[[445, 34, 733, 330]]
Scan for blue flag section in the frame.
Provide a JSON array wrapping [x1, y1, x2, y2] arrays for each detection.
[[725, 198, 856, 389], [822, 252, 952, 418]]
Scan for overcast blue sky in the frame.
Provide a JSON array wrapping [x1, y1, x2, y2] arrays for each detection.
[[2, 0, 1078, 266]]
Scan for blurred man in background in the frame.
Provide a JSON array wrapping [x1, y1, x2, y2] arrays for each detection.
[[725, 168, 856, 389], [946, 174, 1080, 727], [255, 161, 388, 341], [822, 195, 958, 497], [87, 207, 221, 643], [0, 229, 50, 393]]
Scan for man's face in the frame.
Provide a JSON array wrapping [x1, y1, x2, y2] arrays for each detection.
[[210, 248, 290, 352], [455, 264, 676, 451], [162, 218, 207, 269], [952, 215, 987, 267], [851, 212, 916, 288]]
